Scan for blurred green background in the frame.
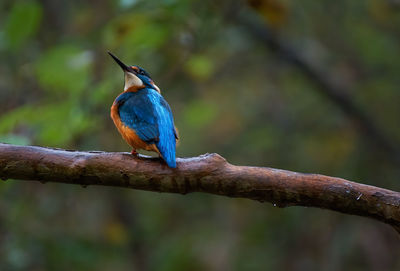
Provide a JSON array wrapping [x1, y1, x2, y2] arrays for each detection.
[[1, 0, 400, 270]]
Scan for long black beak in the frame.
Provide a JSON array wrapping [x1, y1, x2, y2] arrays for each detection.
[[108, 51, 129, 72]]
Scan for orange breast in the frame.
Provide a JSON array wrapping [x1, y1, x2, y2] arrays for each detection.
[[110, 103, 159, 153]]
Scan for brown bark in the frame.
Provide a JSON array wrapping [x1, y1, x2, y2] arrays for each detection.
[[0, 143, 399, 233]]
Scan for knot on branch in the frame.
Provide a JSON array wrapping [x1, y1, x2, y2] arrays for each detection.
[[178, 153, 228, 172], [201, 153, 227, 164]]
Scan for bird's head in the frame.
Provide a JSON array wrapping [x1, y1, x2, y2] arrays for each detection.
[[108, 52, 160, 93]]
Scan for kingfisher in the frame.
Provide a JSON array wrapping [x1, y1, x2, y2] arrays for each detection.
[[108, 52, 178, 168]]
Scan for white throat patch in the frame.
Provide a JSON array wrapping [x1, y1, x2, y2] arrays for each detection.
[[124, 72, 143, 91]]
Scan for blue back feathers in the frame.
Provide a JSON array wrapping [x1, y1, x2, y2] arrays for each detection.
[[116, 88, 177, 168]]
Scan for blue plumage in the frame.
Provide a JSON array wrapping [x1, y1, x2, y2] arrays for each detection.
[[116, 88, 177, 168]]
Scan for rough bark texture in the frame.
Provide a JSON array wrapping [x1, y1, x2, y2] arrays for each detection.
[[0, 143, 399, 233]]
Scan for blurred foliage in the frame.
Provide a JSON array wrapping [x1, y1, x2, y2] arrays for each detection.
[[4, 1, 42, 50], [1, 0, 400, 270]]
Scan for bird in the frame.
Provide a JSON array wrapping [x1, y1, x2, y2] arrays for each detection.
[[108, 52, 178, 168]]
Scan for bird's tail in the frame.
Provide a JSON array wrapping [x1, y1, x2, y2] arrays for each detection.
[[156, 133, 176, 168], [164, 153, 176, 168]]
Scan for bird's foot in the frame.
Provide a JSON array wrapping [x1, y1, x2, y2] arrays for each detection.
[[131, 149, 138, 156]]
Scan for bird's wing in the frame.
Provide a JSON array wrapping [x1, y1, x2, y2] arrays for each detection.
[[152, 91, 177, 167], [118, 91, 160, 144]]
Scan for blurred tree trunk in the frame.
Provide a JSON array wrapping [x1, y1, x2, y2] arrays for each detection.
[[231, 9, 400, 165]]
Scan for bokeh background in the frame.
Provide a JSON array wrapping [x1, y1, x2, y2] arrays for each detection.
[[1, 0, 400, 270]]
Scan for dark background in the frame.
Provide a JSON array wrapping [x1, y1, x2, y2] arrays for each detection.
[[1, 0, 400, 270]]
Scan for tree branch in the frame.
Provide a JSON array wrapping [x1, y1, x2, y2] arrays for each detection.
[[0, 143, 399, 233]]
